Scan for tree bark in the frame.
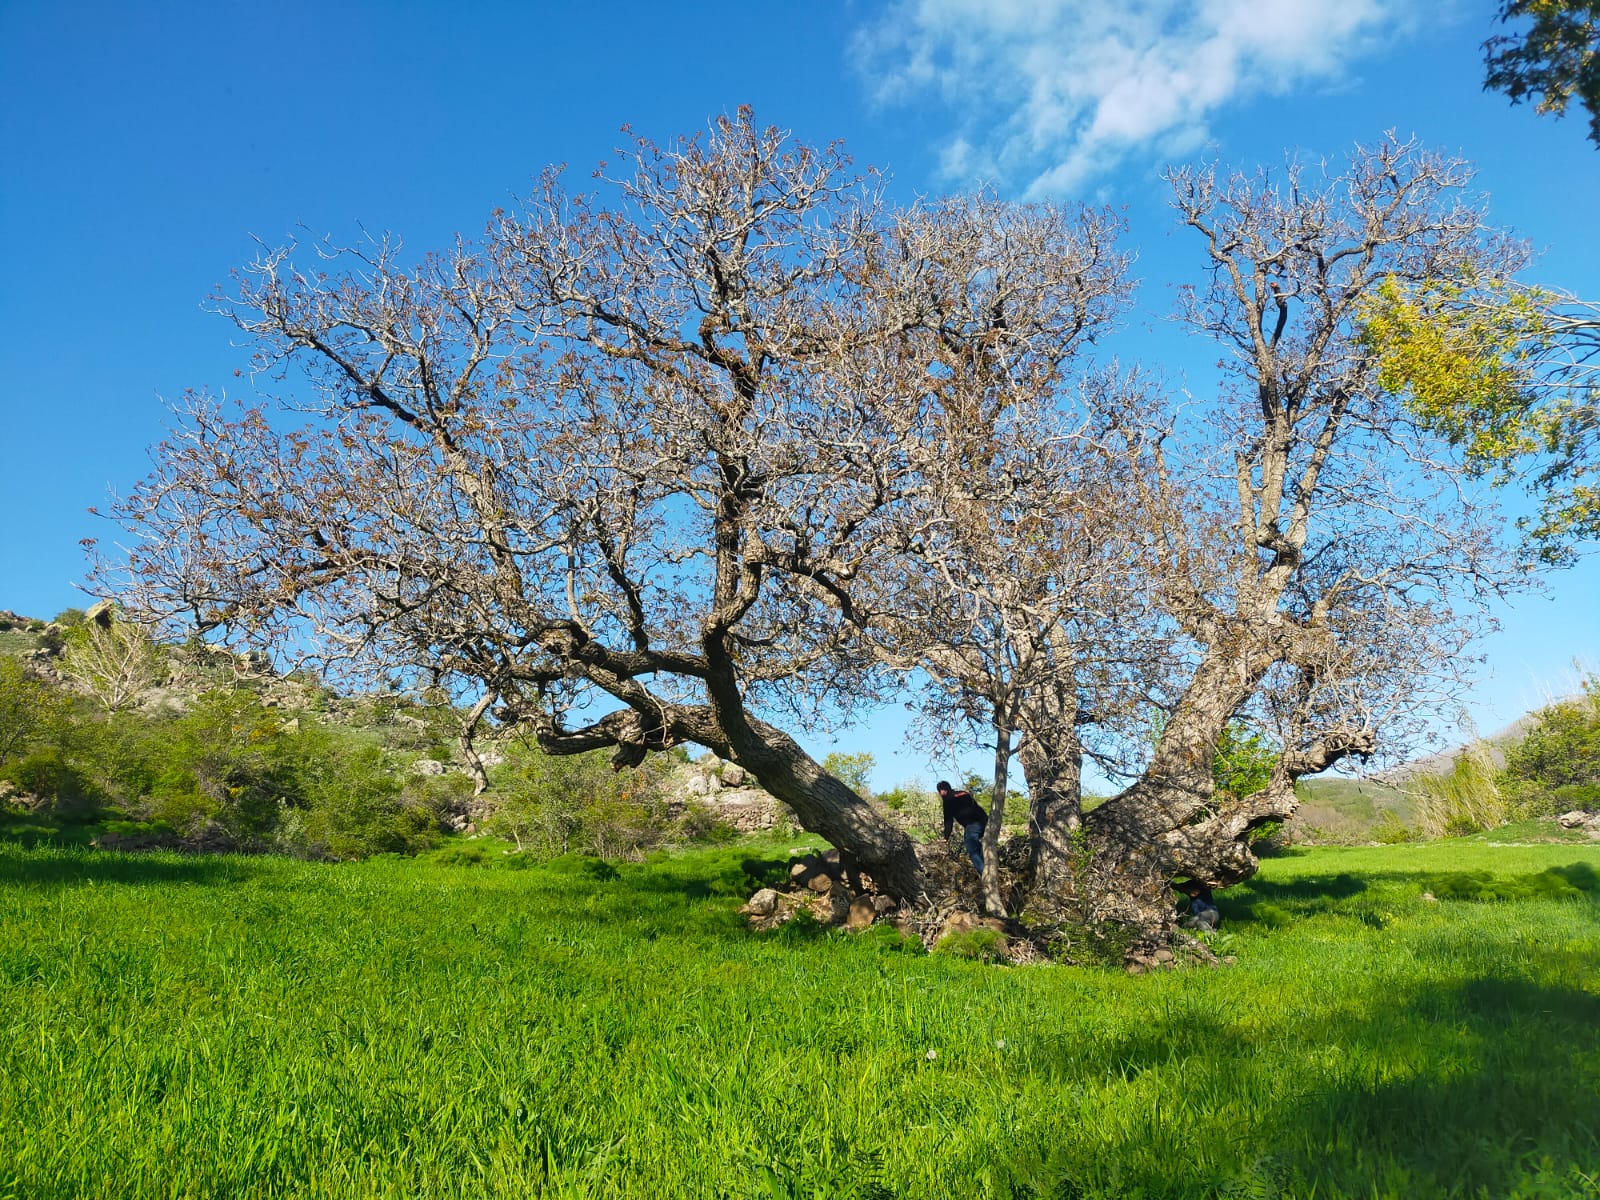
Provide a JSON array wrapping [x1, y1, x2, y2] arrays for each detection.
[[979, 721, 1011, 916]]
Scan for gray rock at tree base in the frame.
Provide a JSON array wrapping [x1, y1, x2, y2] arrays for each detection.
[[872, 894, 898, 915], [741, 888, 781, 917]]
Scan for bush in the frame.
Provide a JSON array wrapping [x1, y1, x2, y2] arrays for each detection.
[[934, 927, 1007, 962], [680, 803, 739, 843], [1412, 744, 1507, 837], [483, 744, 669, 861], [1373, 811, 1413, 844], [1500, 677, 1600, 818], [0, 748, 98, 818], [0, 657, 62, 766]]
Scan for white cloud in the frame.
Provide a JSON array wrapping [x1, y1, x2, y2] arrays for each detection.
[[854, 0, 1410, 195]]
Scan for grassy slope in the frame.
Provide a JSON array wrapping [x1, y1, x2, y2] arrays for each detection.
[[1290, 775, 1415, 841], [2, 839, 1598, 1200]]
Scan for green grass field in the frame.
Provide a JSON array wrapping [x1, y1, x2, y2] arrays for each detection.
[[2, 838, 1598, 1199]]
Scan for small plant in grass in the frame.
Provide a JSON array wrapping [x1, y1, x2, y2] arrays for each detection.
[[431, 843, 489, 867], [679, 803, 739, 844], [1373, 810, 1413, 843], [1244, 902, 1293, 929], [934, 927, 1008, 962]]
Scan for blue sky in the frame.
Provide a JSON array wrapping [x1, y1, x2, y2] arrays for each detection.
[[2, 0, 1595, 788]]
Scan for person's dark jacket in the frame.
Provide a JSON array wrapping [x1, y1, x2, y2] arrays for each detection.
[[941, 788, 988, 839]]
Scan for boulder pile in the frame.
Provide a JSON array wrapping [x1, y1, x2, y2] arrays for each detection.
[[1556, 810, 1600, 837]]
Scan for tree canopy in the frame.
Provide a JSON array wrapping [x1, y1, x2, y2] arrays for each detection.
[[95, 114, 1543, 935], [1484, 0, 1600, 146]]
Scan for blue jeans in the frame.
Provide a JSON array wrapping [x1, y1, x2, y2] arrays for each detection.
[[962, 820, 987, 874]]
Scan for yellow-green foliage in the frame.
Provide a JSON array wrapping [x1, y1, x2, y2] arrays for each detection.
[[1359, 274, 1599, 557], [1500, 673, 1600, 815], [1361, 275, 1549, 465]]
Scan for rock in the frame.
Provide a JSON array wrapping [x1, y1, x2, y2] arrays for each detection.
[[1153, 948, 1174, 963], [938, 911, 980, 942], [684, 773, 713, 798], [1420, 891, 1438, 903], [789, 860, 811, 882], [742, 888, 781, 917], [84, 599, 114, 630], [719, 763, 747, 788], [1222, 955, 1237, 965], [872, 895, 898, 914], [1556, 810, 1591, 829], [846, 896, 877, 931], [410, 758, 448, 776], [808, 873, 834, 895], [711, 791, 785, 832]]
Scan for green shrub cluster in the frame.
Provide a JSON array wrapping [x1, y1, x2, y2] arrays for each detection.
[[1406, 674, 1599, 837], [0, 681, 468, 858], [481, 741, 675, 860], [1499, 673, 1600, 819]]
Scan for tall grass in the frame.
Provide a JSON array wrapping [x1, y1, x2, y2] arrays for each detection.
[[1409, 742, 1509, 838], [2, 838, 1598, 1199]]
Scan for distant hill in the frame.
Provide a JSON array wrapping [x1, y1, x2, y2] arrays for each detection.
[[1290, 775, 1414, 843], [1291, 707, 1586, 844]]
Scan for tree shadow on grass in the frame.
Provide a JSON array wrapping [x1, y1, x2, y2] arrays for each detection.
[[1004, 957, 1600, 1199], [0, 847, 260, 888], [620, 854, 793, 901]]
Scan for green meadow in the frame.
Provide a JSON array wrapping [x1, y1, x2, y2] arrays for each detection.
[[2, 838, 1598, 1200]]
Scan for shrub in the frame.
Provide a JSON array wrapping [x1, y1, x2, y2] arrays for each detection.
[[0, 748, 98, 818], [431, 843, 489, 867], [0, 658, 62, 766], [1411, 743, 1507, 837], [1214, 721, 1278, 798], [1421, 863, 1599, 902], [483, 744, 669, 860], [680, 803, 739, 844], [934, 927, 1007, 962], [1244, 902, 1293, 929], [1500, 676, 1600, 818], [1373, 810, 1413, 844]]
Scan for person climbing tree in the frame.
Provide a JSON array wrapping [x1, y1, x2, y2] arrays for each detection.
[[938, 780, 989, 874]]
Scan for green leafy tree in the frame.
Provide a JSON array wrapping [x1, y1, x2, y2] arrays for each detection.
[[1500, 673, 1600, 812], [1212, 722, 1277, 799], [0, 658, 60, 766], [1360, 275, 1599, 562], [822, 752, 875, 799], [1484, 1, 1600, 146]]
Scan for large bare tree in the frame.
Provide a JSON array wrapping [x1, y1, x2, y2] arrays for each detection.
[[98, 118, 1530, 940], [95, 111, 1126, 903], [1062, 137, 1529, 932]]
